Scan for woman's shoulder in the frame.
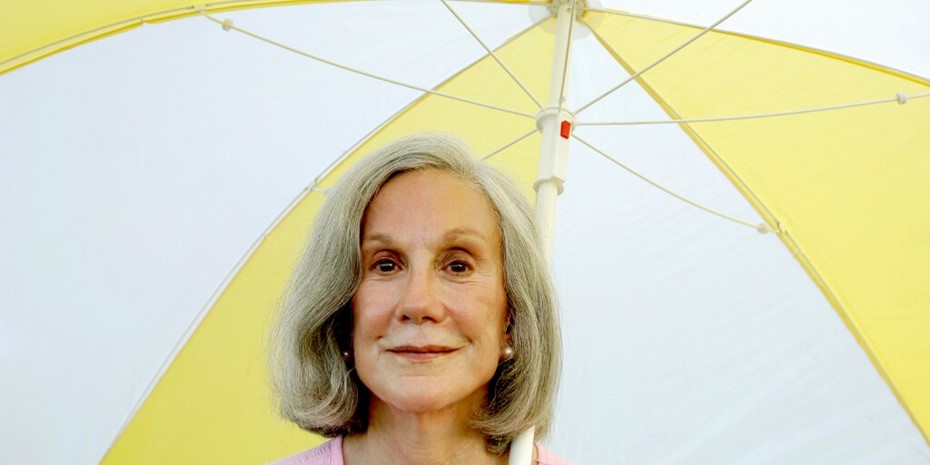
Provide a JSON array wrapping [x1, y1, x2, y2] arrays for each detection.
[[535, 443, 578, 465], [266, 437, 343, 465]]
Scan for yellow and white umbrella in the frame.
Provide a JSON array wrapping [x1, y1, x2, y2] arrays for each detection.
[[1, 1, 928, 464]]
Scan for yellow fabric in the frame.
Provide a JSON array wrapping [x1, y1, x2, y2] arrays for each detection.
[[0, 0, 539, 74], [588, 11, 930, 443], [100, 18, 552, 464]]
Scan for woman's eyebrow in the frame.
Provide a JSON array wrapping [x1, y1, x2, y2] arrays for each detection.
[[360, 233, 393, 248], [444, 228, 491, 247], [360, 229, 491, 249]]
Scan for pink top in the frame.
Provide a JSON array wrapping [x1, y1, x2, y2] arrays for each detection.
[[269, 436, 577, 465]]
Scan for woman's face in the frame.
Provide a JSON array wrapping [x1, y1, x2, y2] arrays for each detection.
[[352, 169, 508, 416]]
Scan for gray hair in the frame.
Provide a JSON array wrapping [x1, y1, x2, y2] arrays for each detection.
[[270, 133, 561, 452]]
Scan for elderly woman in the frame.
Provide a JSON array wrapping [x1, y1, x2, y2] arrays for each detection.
[[269, 133, 574, 465]]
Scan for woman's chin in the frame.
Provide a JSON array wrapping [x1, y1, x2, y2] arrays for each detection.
[[372, 383, 486, 417]]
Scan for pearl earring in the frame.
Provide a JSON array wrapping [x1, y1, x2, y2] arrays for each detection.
[[502, 346, 514, 360], [341, 351, 351, 360]]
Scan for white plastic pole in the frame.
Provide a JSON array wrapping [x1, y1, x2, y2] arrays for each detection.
[[533, 0, 576, 262], [509, 427, 536, 465], [510, 2, 576, 465]]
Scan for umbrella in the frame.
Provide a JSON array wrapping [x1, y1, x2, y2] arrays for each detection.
[[2, 1, 928, 464]]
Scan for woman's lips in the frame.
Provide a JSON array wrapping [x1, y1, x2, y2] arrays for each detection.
[[388, 345, 458, 360]]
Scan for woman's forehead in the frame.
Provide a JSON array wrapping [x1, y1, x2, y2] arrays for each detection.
[[361, 169, 501, 247]]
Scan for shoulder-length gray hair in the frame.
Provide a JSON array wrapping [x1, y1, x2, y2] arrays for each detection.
[[270, 133, 560, 452]]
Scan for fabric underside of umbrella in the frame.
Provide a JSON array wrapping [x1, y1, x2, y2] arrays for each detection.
[[586, 10, 930, 438], [99, 10, 930, 462], [3, 2, 929, 464], [2, 0, 371, 74]]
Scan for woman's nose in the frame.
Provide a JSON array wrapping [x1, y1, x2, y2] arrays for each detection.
[[399, 267, 444, 324]]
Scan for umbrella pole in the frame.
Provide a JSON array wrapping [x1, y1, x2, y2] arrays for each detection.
[[533, 0, 576, 261], [511, 2, 576, 465]]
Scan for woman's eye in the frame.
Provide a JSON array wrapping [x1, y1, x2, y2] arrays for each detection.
[[375, 260, 397, 273], [447, 261, 470, 274]]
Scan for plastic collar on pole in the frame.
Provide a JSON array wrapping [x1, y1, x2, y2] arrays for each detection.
[[533, 107, 576, 195]]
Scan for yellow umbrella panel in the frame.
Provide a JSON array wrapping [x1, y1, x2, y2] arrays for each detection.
[[585, 9, 930, 442]]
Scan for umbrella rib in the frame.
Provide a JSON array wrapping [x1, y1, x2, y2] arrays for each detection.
[[573, 133, 770, 232], [440, 0, 543, 111], [557, 0, 577, 115], [575, 0, 755, 115], [199, 12, 535, 120], [481, 128, 537, 161], [575, 91, 930, 125]]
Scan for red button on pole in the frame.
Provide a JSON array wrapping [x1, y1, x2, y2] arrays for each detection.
[[560, 120, 571, 139]]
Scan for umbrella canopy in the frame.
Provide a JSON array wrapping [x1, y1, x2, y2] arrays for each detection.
[[1, 1, 928, 464]]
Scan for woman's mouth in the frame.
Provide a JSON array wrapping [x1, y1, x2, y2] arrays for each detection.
[[388, 345, 458, 360]]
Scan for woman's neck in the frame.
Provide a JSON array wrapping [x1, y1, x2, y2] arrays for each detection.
[[343, 397, 508, 465]]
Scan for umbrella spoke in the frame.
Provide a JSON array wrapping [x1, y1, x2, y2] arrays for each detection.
[[481, 128, 537, 161], [576, 0, 754, 115], [557, 0, 578, 115], [573, 133, 771, 233], [575, 91, 930, 125], [440, 0, 544, 111], [199, 11, 536, 120]]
